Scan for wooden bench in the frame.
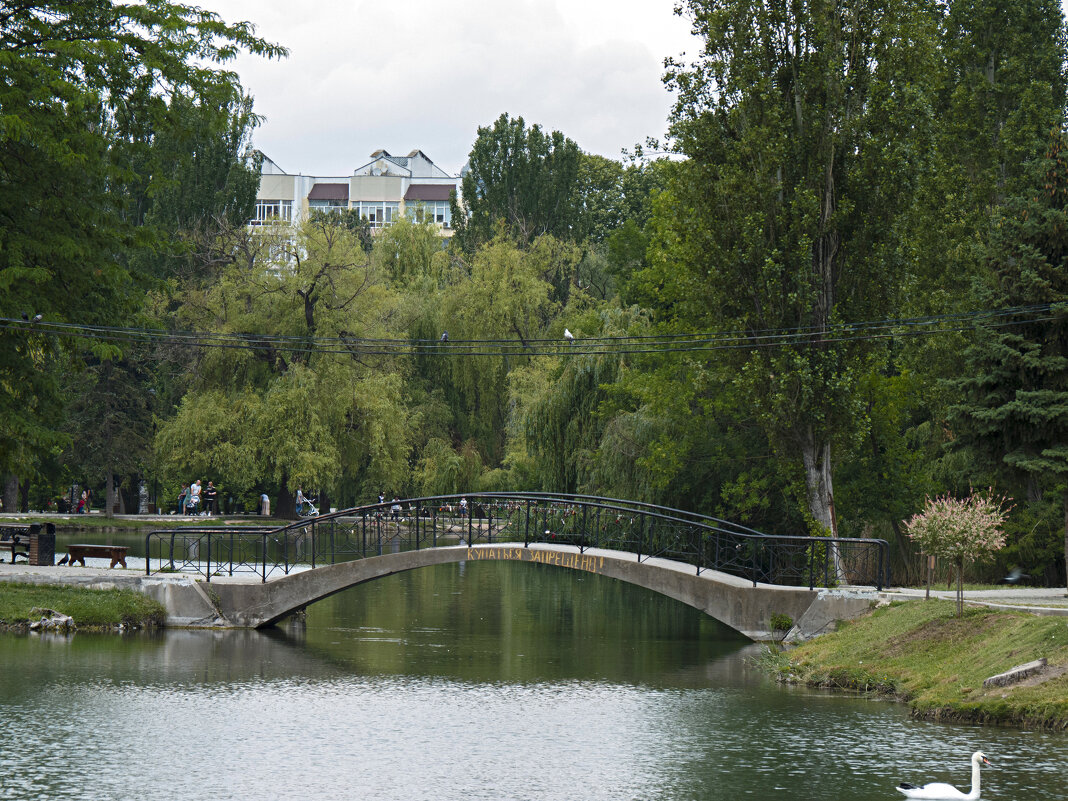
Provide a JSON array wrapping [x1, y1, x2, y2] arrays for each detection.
[[0, 526, 30, 563], [63, 544, 129, 569]]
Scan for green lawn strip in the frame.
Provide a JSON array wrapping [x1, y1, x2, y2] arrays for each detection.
[[780, 600, 1068, 728], [0, 583, 165, 629]]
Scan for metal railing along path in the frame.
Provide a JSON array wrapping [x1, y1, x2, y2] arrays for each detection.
[[145, 493, 890, 589]]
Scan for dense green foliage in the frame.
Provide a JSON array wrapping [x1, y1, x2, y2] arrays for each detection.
[[6, 2, 1068, 586], [0, 1, 283, 511]]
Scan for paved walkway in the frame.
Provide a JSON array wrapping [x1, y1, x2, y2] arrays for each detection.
[[881, 586, 1068, 615], [0, 560, 264, 585]]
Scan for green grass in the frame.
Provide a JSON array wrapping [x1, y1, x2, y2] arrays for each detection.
[[780, 600, 1068, 729], [0, 583, 165, 629]]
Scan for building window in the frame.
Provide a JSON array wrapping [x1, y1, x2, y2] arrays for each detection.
[[251, 199, 293, 225], [357, 201, 400, 228], [309, 200, 347, 211], [405, 200, 452, 228]]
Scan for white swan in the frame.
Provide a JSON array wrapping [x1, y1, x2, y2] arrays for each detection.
[[897, 751, 991, 800]]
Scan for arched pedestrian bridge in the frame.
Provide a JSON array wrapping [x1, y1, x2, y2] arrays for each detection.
[[144, 493, 888, 642]]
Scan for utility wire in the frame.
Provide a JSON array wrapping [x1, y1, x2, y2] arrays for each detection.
[[0, 303, 1061, 358]]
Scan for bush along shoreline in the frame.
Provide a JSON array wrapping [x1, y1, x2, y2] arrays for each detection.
[[762, 600, 1068, 730], [0, 583, 165, 633]]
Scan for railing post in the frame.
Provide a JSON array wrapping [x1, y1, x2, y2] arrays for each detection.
[[751, 538, 758, 587], [877, 543, 885, 591], [808, 539, 815, 590], [415, 503, 421, 550], [144, 533, 151, 576], [311, 520, 317, 570], [580, 504, 587, 554], [206, 533, 212, 583], [524, 500, 531, 547], [636, 516, 644, 562], [261, 532, 267, 583], [230, 531, 235, 577], [432, 507, 437, 547]]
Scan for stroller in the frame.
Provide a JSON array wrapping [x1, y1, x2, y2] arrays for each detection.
[[296, 496, 319, 517]]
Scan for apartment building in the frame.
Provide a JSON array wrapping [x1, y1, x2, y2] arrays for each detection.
[[252, 149, 459, 234]]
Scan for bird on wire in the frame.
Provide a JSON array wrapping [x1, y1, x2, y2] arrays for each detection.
[[563, 328, 574, 343], [440, 331, 448, 342]]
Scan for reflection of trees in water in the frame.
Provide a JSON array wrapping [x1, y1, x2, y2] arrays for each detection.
[[297, 561, 746, 684]]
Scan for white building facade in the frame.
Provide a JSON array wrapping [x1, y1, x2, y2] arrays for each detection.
[[252, 149, 459, 234]]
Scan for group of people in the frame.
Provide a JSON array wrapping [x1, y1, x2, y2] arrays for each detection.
[[177, 480, 218, 515]]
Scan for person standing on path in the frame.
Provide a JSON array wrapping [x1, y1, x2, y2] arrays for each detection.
[[203, 481, 218, 516], [260, 492, 270, 516]]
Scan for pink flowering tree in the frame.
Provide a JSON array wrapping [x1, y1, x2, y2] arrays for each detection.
[[904, 490, 1012, 617]]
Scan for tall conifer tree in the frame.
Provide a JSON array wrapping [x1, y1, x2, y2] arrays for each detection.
[[950, 130, 1068, 584]]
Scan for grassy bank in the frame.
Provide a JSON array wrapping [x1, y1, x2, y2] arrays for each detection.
[[768, 600, 1068, 730], [0, 583, 165, 631]]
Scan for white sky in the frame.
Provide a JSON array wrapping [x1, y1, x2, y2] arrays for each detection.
[[208, 0, 700, 176]]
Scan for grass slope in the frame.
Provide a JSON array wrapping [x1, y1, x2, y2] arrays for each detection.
[[0, 583, 165, 629], [775, 600, 1068, 729]]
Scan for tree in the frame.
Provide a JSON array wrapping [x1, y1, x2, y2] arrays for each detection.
[[155, 216, 410, 516], [649, 0, 940, 541], [0, 1, 284, 482], [905, 490, 1011, 616], [436, 234, 571, 465], [451, 113, 582, 251], [949, 130, 1068, 586]]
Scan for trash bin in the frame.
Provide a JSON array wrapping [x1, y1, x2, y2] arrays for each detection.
[[28, 523, 55, 566]]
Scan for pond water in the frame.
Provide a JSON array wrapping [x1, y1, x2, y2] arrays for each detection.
[[1, 560, 1065, 800]]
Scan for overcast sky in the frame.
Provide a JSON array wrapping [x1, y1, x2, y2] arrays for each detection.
[[208, 0, 700, 177]]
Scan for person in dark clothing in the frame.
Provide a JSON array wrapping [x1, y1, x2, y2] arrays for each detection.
[[203, 482, 218, 516]]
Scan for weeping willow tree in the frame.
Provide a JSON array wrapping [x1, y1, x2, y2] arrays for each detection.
[[436, 234, 575, 466], [154, 215, 411, 514]]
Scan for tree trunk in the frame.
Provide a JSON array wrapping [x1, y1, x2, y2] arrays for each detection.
[[18, 478, 28, 512], [956, 558, 964, 618], [105, 470, 115, 519], [800, 428, 837, 536], [2, 474, 17, 513], [800, 428, 845, 585], [1063, 492, 1067, 597]]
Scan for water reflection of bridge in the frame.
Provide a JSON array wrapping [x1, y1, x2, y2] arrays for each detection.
[[145, 493, 888, 642]]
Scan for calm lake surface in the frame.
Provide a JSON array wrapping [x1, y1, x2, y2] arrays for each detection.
[[1, 559, 1065, 800]]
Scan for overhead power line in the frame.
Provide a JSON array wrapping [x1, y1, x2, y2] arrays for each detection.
[[0, 303, 1061, 358]]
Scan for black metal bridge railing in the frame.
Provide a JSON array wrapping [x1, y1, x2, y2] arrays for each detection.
[[145, 492, 890, 589]]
